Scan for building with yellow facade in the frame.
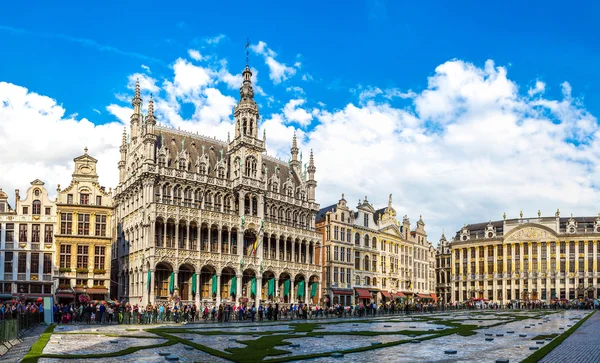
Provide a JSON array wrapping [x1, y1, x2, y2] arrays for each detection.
[[316, 194, 436, 306], [451, 210, 600, 303], [54, 148, 114, 303]]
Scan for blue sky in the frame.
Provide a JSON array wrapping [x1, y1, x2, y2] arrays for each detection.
[[1, 0, 599, 242]]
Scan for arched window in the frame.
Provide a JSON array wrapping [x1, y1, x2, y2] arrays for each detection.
[[272, 182, 278, 192], [364, 234, 370, 248], [372, 237, 377, 249], [355, 275, 360, 286], [245, 157, 257, 177], [364, 255, 370, 271], [32, 200, 41, 215], [354, 233, 360, 245]]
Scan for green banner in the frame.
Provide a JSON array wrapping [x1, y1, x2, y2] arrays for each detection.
[[212, 275, 218, 295], [283, 279, 290, 297], [231, 276, 237, 296], [191, 273, 197, 295], [251, 277, 257, 297], [268, 278, 275, 297], [297, 280, 305, 297], [169, 272, 175, 294], [310, 281, 318, 297], [147, 270, 151, 293]]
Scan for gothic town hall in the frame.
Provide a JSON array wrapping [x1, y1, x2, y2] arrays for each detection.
[[113, 64, 322, 308]]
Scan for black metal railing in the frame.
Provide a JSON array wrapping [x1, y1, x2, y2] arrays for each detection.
[[0, 312, 41, 344]]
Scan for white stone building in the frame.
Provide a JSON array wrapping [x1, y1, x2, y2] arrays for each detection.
[[114, 64, 321, 307], [0, 181, 56, 298]]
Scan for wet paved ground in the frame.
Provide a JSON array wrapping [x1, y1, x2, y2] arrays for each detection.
[[10, 310, 594, 362], [540, 311, 599, 363]]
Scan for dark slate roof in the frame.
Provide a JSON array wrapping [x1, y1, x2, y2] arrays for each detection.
[[316, 204, 337, 223], [154, 126, 297, 186], [373, 207, 386, 224]]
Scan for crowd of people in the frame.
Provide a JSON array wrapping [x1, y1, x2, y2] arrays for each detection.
[[4, 297, 598, 325]]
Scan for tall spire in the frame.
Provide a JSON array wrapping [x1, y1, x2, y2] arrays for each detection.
[[306, 149, 317, 202], [291, 131, 299, 163], [132, 79, 142, 114], [146, 94, 156, 126]]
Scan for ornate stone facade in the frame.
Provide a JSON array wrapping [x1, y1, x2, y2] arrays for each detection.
[[114, 65, 321, 307], [54, 149, 114, 302], [0, 181, 56, 297], [435, 232, 451, 304], [451, 211, 600, 303], [316, 194, 437, 306]]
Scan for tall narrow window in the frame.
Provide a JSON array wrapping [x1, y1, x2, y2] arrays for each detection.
[[43, 253, 52, 274], [19, 224, 28, 242], [78, 214, 90, 235], [32, 200, 41, 215], [44, 225, 53, 243], [80, 193, 89, 205], [77, 245, 89, 268], [61, 213, 72, 234], [31, 224, 40, 242], [31, 253, 39, 274], [18, 252, 27, 273], [4, 252, 13, 274], [67, 194, 73, 204], [5, 223, 14, 242], [60, 244, 71, 268], [95, 215, 107, 236], [94, 246, 106, 270], [96, 196, 102, 205]]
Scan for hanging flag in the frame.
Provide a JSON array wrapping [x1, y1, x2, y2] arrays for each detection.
[[310, 282, 318, 298], [297, 280, 305, 297], [268, 278, 275, 297], [211, 275, 218, 295], [191, 273, 197, 295], [169, 272, 175, 294], [147, 270, 151, 294], [251, 277, 257, 297], [283, 279, 290, 297], [231, 276, 237, 296]]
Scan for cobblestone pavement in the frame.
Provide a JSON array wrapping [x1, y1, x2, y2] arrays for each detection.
[[540, 311, 599, 363], [2, 324, 48, 363]]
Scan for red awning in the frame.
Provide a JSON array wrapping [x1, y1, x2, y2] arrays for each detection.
[[56, 293, 75, 299], [430, 293, 438, 301], [381, 291, 392, 298], [331, 288, 353, 296], [402, 291, 413, 295], [87, 288, 108, 294], [417, 293, 432, 299], [355, 288, 371, 299], [394, 292, 406, 298]]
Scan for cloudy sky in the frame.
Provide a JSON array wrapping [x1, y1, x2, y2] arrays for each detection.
[[1, 1, 599, 244]]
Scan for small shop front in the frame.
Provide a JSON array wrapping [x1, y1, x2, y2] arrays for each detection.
[[329, 288, 353, 306]]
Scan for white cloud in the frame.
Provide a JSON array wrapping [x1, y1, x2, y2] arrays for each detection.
[[528, 80, 546, 96], [0, 82, 123, 203], [3, 46, 600, 245], [141, 64, 151, 73], [301, 73, 313, 82], [286, 86, 304, 95], [205, 34, 225, 44], [282, 99, 314, 126], [93, 108, 101, 114], [251, 41, 297, 84], [188, 49, 203, 61]]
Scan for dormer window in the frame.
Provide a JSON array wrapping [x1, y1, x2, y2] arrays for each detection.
[[32, 200, 41, 215], [199, 163, 207, 175], [67, 194, 73, 204], [287, 187, 293, 197], [80, 193, 89, 205], [179, 159, 186, 170], [158, 156, 166, 167], [218, 167, 225, 179], [0, 203, 5, 212], [96, 196, 102, 205], [364, 214, 368, 227]]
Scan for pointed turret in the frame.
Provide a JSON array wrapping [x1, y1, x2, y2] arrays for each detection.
[[147, 95, 156, 125], [118, 128, 127, 184], [130, 79, 142, 143], [306, 149, 317, 202]]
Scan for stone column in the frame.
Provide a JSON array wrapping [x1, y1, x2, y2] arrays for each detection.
[[149, 269, 155, 304], [305, 279, 309, 303], [163, 223, 167, 248], [236, 274, 243, 307], [227, 230, 231, 254], [207, 227, 212, 253], [283, 238, 287, 261], [218, 227, 222, 254], [174, 270, 179, 290], [274, 278, 279, 301], [186, 224, 190, 250], [216, 274, 221, 305], [256, 277, 262, 308], [291, 280, 296, 304], [238, 230, 244, 259]]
